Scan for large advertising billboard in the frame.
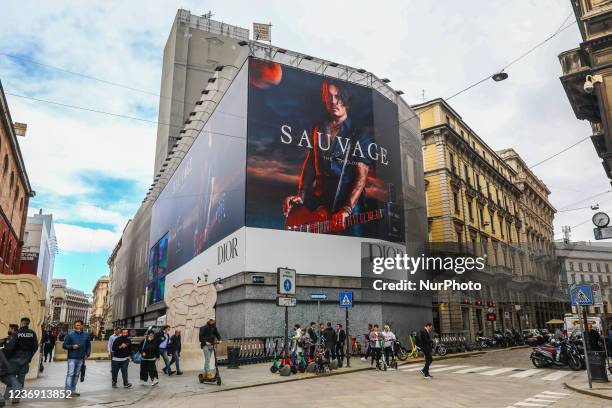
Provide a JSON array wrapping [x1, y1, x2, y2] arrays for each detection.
[[246, 58, 405, 242], [148, 61, 248, 298]]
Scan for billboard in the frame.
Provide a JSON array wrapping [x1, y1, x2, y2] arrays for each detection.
[[246, 58, 404, 242], [148, 61, 248, 299]]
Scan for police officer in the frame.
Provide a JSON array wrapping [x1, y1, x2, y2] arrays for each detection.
[[10, 317, 38, 387], [1, 324, 20, 406]]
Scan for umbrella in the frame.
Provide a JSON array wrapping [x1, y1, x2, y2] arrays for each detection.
[[546, 319, 564, 325]]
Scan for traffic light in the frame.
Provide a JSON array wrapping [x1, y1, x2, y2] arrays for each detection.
[[487, 313, 496, 321]]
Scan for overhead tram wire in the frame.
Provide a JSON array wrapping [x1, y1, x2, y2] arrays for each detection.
[[528, 136, 590, 169], [556, 189, 612, 211]]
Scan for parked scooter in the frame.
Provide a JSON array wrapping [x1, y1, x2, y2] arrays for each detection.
[[530, 338, 583, 371]]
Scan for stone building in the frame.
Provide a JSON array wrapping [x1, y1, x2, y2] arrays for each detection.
[[47, 279, 91, 334], [0, 80, 34, 274], [556, 241, 612, 316], [413, 99, 566, 338], [89, 275, 110, 338], [559, 0, 612, 179]]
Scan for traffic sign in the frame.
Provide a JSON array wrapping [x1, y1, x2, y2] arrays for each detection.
[[277, 267, 296, 295], [339, 291, 353, 308], [277, 296, 297, 307], [310, 293, 327, 300], [571, 284, 594, 306]]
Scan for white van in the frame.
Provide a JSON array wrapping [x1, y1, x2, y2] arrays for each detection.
[[564, 314, 603, 336]]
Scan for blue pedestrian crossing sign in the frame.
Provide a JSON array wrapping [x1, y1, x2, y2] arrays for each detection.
[[571, 284, 594, 306], [339, 291, 353, 308]]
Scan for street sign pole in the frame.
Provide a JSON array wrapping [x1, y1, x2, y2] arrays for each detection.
[[284, 304, 289, 359], [345, 307, 350, 367], [581, 305, 593, 389], [317, 299, 321, 342]]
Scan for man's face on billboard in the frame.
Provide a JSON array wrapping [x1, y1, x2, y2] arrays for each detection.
[[326, 84, 347, 119]]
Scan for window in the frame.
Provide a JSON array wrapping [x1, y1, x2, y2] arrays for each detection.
[[486, 182, 491, 200], [581, 274, 585, 282], [579, 262, 583, 271], [500, 217, 504, 239], [476, 174, 481, 190], [468, 199, 474, 221], [571, 274, 576, 284], [460, 130, 464, 138], [590, 274, 594, 282], [478, 206, 484, 226], [446, 115, 450, 125], [464, 164, 471, 185], [569, 261, 574, 271], [588, 263, 592, 272], [608, 275, 611, 284], [491, 214, 495, 233], [23, 232, 28, 242], [453, 191, 459, 212], [597, 263, 601, 272], [607, 264, 610, 273], [449, 153, 456, 174]]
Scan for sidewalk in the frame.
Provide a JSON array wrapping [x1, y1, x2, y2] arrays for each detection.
[[21, 351, 483, 407], [564, 371, 612, 400]]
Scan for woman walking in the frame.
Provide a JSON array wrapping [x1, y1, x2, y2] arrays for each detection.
[[139, 330, 160, 386]]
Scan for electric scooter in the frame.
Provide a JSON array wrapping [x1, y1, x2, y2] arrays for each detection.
[[198, 342, 222, 386]]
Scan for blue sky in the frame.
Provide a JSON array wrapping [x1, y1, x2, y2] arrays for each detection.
[[0, 1, 606, 292]]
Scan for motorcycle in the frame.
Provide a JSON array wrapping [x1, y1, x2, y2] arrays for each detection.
[[530, 339, 583, 371], [476, 331, 493, 349], [393, 339, 408, 361], [433, 337, 447, 356]]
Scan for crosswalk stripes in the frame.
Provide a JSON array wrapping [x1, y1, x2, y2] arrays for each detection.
[[429, 365, 469, 373], [477, 367, 518, 376], [505, 390, 570, 408], [540, 371, 572, 381], [509, 369, 542, 378], [454, 366, 492, 374], [400, 365, 443, 372]]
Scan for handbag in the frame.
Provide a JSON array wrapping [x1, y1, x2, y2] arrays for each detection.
[[132, 352, 142, 364]]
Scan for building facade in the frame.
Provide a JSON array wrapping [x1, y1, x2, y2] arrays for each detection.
[[0, 80, 34, 275], [559, 0, 612, 179], [47, 279, 91, 333], [89, 275, 110, 338], [20, 209, 57, 294], [153, 9, 249, 176], [414, 99, 566, 338], [556, 241, 612, 315]]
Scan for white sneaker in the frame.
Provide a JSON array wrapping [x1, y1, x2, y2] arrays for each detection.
[[360, 357, 366, 361], [141, 381, 148, 386], [151, 379, 159, 386]]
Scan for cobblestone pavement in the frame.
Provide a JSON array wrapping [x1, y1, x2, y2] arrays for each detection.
[[5, 348, 609, 407]]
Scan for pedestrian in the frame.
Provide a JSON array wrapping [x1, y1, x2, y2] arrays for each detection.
[[111, 329, 132, 389], [107, 328, 121, 360], [292, 324, 303, 355], [323, 322, 336, 361], [198, 319, 221, 381], [43, 327, 57, 363], [157, 325, 174, 376], [369, 324, 382, 368], [168, 329, 183, 375], [417, 322, 434, 379], [588, 324, 603, 351], [307, 322, 318, 358], [62, 320, 91, 396], [11, 317, 38, 388], [0, 324, 21, 406], [382, 324, 396, 366], [336, 323, 346, 364], [361, 324, 373, 362], [139, 330, 159, 386]]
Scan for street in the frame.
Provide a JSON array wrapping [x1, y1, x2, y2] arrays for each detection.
[[16, 348, 610, 408]]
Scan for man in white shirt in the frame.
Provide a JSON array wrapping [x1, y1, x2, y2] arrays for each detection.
[[107, 328, 121, 359]]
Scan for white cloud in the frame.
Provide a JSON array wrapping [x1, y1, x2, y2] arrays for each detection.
[[54, 223, 120, 253]]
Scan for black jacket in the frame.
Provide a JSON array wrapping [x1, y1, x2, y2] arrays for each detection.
[[168, 334, 181, 354], [199, 324, 221, 347], [15, 327, 38, 361], [417, 329, 433, 354], [2, 333, 17, 360], [337, 329, 346, 344], [139, 338, 159, 360], [111, 336, 132, 359], [307, 327, 318, 344], [323, 327, 336, 349]]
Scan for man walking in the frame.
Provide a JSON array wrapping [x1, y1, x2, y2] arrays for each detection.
[[307, 322, 318, 358], [1, 324, 21, 406], [199, 319, 221, 381], [335, 323, 346, 366], [11, 317, 38, 388], [168, 329, 182, 375], [42, 327, 57, 363], [157, 326, 174, 375], [111, 329, 132, 389], [107, 328, 121, 359], [417, 322, 434, 379], [63, 320, 91, 396]]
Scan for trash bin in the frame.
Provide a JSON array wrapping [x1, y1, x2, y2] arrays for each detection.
[[227, 346, 241, 369], [587, 351, 608, 382]]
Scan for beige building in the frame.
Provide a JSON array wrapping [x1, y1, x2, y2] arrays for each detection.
[[559, 0, 612, 179], [89, 275, 109, 338], [414, 99, 566, 337], [48, 279, 91, 333]]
